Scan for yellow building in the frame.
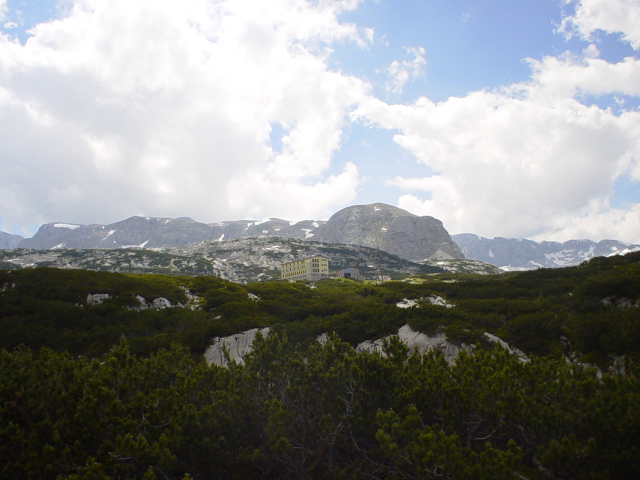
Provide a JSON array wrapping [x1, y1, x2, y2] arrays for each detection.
[[280, 256, 329, 281]]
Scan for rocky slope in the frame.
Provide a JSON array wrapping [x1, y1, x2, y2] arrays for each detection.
[[313, 203, 464, 262], [454, 234, 640, 270], [1, 236, 444, 282], [420, 258, 502, 275], [0, 232, 23, 249], [16, 216, 326, 250]]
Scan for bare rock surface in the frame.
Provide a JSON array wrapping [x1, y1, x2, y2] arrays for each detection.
[[356, 325, 473, 365], [483, 333, 529, 362], [314, 203, 463, 262], [204, 325, 530, 367], [0, 232, 23, 249], [86, 293, 110, 305], [204, 327, 270, 367]]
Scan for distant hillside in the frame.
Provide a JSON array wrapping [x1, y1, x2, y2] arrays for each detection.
[[1, 250, 639, 364], [17, 216, 324, 250], [0, 231, 23, 249], [1, 237, 444, 282], [453, 233, 640, 270]]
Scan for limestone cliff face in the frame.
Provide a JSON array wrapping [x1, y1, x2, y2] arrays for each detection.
[[314, 203, 463, 262]]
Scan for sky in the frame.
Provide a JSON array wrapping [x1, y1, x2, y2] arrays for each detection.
[[1, 0, 639, 243]]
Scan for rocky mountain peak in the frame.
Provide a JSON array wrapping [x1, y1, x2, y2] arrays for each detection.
[[314, 203, 463, 262]]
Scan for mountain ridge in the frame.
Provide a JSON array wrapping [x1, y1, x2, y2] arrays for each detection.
[[0, 231, 23, 249], [4, 203, 639, 270], [10, 203, 462, 263], [453, 233, 640, 269]]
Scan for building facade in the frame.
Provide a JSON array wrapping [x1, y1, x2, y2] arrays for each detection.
[[330, 267, 362, 281], [280, 256, 329, 281]]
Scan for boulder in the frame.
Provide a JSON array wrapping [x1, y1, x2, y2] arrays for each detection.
[[356, 325, 473, 365], [204, 327, 270, 367]]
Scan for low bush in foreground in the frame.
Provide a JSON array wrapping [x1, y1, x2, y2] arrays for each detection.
[[1, 334, 638, 480]]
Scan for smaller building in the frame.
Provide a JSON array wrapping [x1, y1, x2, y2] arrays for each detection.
[[281, 256, 329, 281], [330, 267, 362, 281]]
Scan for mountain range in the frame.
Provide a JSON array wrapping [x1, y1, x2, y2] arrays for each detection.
[[454, 234, 640, 270], [8, 203, 464, 263], [3, 203, 639, 270]]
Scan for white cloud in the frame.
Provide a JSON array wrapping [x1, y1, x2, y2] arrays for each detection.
[[0, 0, 6, 22], [0, 0, 370, 230], [355, 46, 640, 242], [561, 0, 640, 49], [228, 162, 360, 220], [385, 46, 425, 94], [531, 202, 640, 243], [526, 51, 640, 98]]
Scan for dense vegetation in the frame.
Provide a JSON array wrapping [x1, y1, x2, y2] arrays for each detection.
[[1, 252, 639, 364], [1, 335, 638, 479], [1, 252, 639, 478]]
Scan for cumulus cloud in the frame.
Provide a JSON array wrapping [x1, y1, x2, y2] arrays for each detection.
[[385, 46, 425, 94], [527, 51, 640, 98], [0, 0, 371, 231], [532, 202, 640, 243], [561, 0, 640, 49], [355, 44, 640, 242]]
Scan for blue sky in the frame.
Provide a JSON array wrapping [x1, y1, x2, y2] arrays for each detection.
[[1, 0, 639, 243]]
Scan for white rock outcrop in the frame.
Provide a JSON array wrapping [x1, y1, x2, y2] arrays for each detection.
[[356, 325, 473, 365], [427, 295, 455, 308], [203, 325, 526, 368], [483, 333, 529, 363], [179, 286, 202, 310], [396, 296, 455, 309], [152, 297, 172, 309], [87, 293, 110, 305], [601, 296, 639, 309], [128, 295, 174, 311], [396, 299, 419, 308], [205, 327, 270, 367]]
